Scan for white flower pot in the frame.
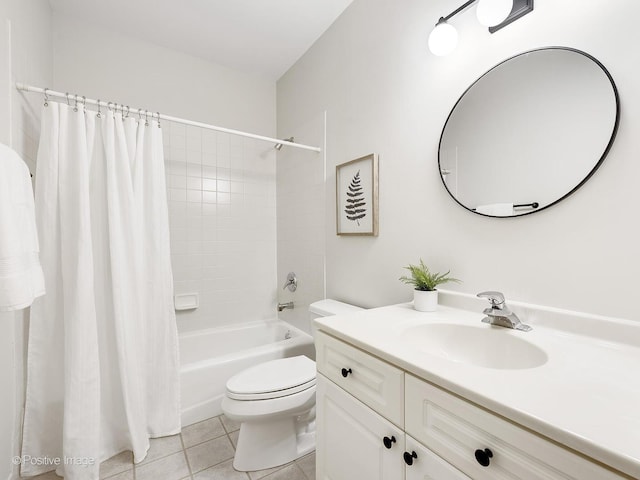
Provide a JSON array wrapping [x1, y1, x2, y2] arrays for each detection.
[[413, 289, 438, 312]]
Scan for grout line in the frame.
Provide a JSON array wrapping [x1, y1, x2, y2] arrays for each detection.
[[179, 432, 194, 478]]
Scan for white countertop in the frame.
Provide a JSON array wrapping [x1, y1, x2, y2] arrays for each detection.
[[314, 303, 640, 479]]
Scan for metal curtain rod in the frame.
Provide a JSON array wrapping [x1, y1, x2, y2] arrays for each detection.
[[15, 83, 321, 153]]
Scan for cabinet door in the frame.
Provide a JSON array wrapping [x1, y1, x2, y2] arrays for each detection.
[[405, 435, 471, 480], [316, 374, 404, 480]]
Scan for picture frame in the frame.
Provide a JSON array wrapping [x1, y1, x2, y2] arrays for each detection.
[[336, 153, 379, 236]]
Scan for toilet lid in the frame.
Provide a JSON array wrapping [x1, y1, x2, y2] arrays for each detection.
[[226, 355, 316, 400]]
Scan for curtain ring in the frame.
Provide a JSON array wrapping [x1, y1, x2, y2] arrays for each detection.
[[107, 101, 114, 112], [97, 99, 102, 118], [43, 88, 49, 107], [156, 112, 161, 128], [82, 95, 87, 113], [138, 108, 143, 120], [65, 92, 71, 106], [144, 109, 149, 127], [73, 94, 79, 112], [125, 106, 130, 118]]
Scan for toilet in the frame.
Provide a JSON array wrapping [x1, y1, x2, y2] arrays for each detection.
[[221, 299, 363, 472]]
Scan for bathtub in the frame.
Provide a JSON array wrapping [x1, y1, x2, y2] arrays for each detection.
[[179, 320, 315, 427]]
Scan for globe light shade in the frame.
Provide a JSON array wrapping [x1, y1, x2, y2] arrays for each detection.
[[428, 22, 458, 56], [476, 0, 512, 27]]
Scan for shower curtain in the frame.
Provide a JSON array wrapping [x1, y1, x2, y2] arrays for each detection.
[[21, 103, 180, 479]]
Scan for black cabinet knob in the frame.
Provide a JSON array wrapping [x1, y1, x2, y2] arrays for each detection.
[[341, 368, 352, 378], [403, 451, 417, 466], [382, 436, 396, 449], [474, 448, 493, 467]]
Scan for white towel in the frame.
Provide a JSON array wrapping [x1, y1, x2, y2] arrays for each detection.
[[0, 143, 45, 311], [475, 202, 514, 216]]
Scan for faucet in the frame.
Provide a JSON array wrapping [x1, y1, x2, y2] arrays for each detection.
[[277, 301, 294, 312], [477, 291, 532, 331]]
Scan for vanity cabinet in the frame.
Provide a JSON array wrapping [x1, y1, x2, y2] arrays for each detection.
[[316, 374, 470, 480], [316, 331, 470, 480], [315, 331, 626, 480]]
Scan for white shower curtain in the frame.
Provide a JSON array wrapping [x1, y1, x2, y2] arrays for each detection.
[[21, 103, 180, 479]]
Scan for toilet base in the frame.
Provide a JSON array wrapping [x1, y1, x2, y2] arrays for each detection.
[[233, 411, 316, 472]]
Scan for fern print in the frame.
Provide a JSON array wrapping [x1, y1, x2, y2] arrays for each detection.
[[345, 170, 367, 226]]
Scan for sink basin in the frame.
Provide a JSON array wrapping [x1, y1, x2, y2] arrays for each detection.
[[400, 323, 548, 370]]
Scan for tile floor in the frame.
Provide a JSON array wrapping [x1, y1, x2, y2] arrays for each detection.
[[25, 415, 315, 480]]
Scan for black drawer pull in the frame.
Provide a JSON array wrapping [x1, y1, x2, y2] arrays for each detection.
[[383, 436, 396, 449], [403, 451, 417, 466], [341, 368, 352, 378], [474, 448, 493, 467]]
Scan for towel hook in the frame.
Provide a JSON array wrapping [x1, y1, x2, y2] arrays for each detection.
[[43, 88, 49, 107], [97, 100, 102, 118], [156, 111, 161, 128]]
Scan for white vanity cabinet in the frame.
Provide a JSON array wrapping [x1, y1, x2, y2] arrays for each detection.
[[316, 331, 470, 480], [316, 375, 470, 480], [315, 331, 627, 480]]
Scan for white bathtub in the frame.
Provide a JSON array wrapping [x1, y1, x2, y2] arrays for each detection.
[[179, 320, 315, 427]]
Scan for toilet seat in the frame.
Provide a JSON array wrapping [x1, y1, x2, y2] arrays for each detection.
[[226, 355, 316, 401]]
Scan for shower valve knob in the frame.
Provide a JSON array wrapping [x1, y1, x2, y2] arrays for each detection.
[[282, 272, 297, 292]]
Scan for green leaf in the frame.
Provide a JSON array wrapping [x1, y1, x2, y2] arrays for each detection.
[[398, 259, 461, 291]]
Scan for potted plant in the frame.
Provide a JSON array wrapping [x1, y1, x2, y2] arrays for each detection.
[[399, 259, 461, 312]]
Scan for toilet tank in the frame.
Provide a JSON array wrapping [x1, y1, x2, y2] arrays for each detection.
[[309, 299, 363, 320]]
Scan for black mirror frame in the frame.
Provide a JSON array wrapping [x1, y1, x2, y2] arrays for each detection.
[[438, 46, 620, 218]]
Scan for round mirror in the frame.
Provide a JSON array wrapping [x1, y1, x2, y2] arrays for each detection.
[[438, 47, 619, 217]]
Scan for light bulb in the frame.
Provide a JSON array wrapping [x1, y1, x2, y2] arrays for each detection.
[[428, 22, 458, 56], [476, 0, 512, 27]]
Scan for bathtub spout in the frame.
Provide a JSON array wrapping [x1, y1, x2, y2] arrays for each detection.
[[277, 301, 294, 312]]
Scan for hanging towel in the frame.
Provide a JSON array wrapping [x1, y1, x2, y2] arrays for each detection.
[[475, 202, 514, 216], [0, 143, 45, 311]]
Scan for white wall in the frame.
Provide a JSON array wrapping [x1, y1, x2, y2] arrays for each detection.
[[0, 2, 52, 479], [277, 0, 640, 321], [276, 112, 327, 333], [53, 15, 279, 332]]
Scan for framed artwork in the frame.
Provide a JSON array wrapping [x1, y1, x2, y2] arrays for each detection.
[[336, 153, 379, 236]]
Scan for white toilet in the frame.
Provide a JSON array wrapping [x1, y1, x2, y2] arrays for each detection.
[[222, 299, 363, 472]]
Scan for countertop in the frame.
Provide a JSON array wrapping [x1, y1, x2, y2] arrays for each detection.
[[314, 303, 640, 479]]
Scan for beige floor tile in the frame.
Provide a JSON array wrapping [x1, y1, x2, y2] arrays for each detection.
[[248, 464, 287, 480], [182, 417, 226, 448], [220, 414, 241, 433], [24, 471, 62, 480], [103, 469, 134, 480], [100, 451, 133, 479], [262, 464, 307, 480], [186, 435, 235, 474], [192, 458, 249, 480], [228, 430, 240, 448], [295, 452, 315, 480], [135, 451, 190, 480], [139, 434, 184, 465]]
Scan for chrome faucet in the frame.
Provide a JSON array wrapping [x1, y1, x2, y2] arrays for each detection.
[[277, 301, 294, 312], [477, 291, 532, 332]]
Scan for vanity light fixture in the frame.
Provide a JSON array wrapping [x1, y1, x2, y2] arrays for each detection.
[[428, 0, 534, 56]]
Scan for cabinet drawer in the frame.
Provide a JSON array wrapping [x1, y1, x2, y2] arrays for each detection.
[[316, 331, 404, 427], [405, 374, 624, 480]]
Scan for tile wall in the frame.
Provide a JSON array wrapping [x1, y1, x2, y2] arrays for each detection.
[[163, 122, 278, 333]]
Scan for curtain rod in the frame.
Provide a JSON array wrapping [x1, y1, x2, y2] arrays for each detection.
[[15, 83, 321, 153]]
